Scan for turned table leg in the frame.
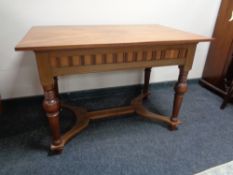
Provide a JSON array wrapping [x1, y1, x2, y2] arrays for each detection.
[[43, 85, 63, 152], [143, 67, 152, 98], [170, 66, 189, 129]]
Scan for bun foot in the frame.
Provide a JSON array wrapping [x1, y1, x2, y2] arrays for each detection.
[[49, 141, 64, 154], [169, 124, 178, 131], [168, 119, 181, 131]]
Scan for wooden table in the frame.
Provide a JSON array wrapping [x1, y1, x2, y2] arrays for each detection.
[[15, 25, 211, 153]]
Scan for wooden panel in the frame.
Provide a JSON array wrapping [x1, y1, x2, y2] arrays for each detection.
[[146, 50, 152, 61], [178, 49, 187, 58], [84, 55, 92, 65], [15, 25, 212, 51], [165, 49, 179, 59], [60, 56, 69, 67], [117, 53, 124, 63], [132, 52, 138, 62], [155, 50, 161, 60], [80, 56, 85, 65], [136, 51, 143, 61], [72, 56, 81, 66], [50, 57, 58, 68], [112, 53, 118, 63], [106, 53, 113, 64], [95, 54, 102, 65], [127, 52, 133, 62]]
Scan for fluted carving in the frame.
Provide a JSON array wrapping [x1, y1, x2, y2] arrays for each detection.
[[50, 48, 188, 68]]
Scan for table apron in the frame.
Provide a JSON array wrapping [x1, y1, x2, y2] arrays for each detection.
[[35, 44, 197, 84], [42, 44, 196, 76], [52, 58, 185, 76]]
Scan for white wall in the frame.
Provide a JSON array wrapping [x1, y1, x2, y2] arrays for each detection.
[[0, 0, 221, 99]]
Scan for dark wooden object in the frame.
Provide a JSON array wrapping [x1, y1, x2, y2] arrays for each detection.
[[15, 25, 211, 153], [143, 67, 151, 98], [221, 57, 233, 109], [0, 95, 2, 113], [221, 81, 233, 109], [201, 0, 233, 96]]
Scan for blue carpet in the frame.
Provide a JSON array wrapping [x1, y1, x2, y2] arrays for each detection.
[[0, 83, 232, 175]]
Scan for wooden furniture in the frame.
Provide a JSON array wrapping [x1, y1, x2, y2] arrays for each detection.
[[221, 57, 233, 109], [15, 25, 211, 153], [201, 0, 233, 96]]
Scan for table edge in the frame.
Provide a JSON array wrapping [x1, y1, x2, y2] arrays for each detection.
[[15, 39, 213, 51]]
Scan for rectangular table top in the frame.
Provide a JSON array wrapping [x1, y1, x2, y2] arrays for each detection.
[[15, 25, 212, 51]]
